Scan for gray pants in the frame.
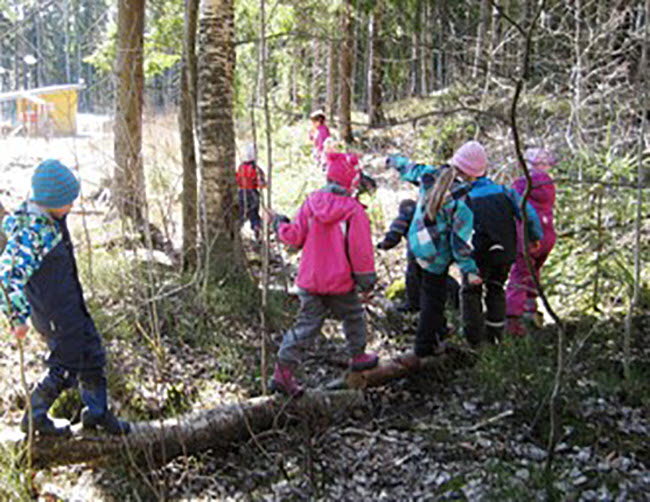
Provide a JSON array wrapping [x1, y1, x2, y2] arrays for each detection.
[[278, 290, 368, 366]]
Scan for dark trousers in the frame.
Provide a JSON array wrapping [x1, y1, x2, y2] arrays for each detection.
[[29, 365, 108, 418], [414, 266, 448, 357], [406, 253, 460, 311], [461, 262, 511, 346], [238, 189, 262, 231]]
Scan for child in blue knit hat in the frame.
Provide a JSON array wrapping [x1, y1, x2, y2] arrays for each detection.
[[0, 159, 130, 437]]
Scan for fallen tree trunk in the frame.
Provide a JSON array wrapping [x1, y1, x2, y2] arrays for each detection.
[[345, 346, 476, 390], [10, 390, 365, 468]]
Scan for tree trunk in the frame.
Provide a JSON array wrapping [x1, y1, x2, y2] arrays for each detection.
[[623, 0, 649, 379], [326, 39, 338, 123], [311, 38, 322, 109], [338, 0, 354, 143], [0, 201, 6, 253], [472, 0, 490, 78], [113, 0, 146, 223], [64, 0, 71, 83], [367, 0, 385, 127], [16, 391, 365, 468], [410, 0, 422, 96], [197, 0, 243, 269], [180, 0, 199, 271]]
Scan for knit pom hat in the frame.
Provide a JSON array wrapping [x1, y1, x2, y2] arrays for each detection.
[[31, 159, 80, 209], [524, 148, 557, 170], [326, 152, 360, 190], [450, 141, 488, 178], [242, 143, 256, 163]]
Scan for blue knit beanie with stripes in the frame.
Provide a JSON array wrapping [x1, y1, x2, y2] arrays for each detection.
[[31, 159, 80, 208]]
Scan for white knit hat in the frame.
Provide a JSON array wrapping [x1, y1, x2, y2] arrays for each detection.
[[242, 143, 256, 163]]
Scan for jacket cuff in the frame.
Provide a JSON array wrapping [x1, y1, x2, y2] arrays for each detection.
[[354, 272, 377, 292], [272, 214, 290, 233], [386, 155, 410, 172]]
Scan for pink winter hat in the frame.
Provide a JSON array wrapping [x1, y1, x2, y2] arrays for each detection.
[[326, 152, 360, 190], [524, 148, 558, 170], [450, 141, 488, 177]]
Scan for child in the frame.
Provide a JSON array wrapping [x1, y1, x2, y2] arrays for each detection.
[[309, 109, 331, 169], [377, 198, 461, 313], [0, 160, 130, 436], [453, 142, 543, 345], [506, 148, 558, 336], [269, 152, 378, 396], [236, 143, 267, 241], [386, 152, 481, 367]]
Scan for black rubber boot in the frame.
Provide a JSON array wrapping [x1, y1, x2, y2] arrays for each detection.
[[80, 373, 130, 435]]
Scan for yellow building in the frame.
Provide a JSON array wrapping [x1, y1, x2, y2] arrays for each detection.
[[0, 83, 84, 136]]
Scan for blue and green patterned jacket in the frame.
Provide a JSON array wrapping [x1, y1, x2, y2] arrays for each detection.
[[387, 156, 478, 276], [0, 202, 62, 326]]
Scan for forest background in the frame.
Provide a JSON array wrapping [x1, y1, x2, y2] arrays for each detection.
[[0, 0, 649, 500]]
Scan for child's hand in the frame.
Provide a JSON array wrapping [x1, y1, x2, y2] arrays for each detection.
[[12, 324, 28, 340], [529, 241, 541, 252], [360, 290, 374, 304], [370, 157, 388, 169], [467, 273, 483, 286]]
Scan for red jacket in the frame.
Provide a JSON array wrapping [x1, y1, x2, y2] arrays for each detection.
[[236, 162, 266, 190]]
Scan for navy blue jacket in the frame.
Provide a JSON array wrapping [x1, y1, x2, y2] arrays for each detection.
[[26, 216, 105, 371], [466, 177, 543, 266]]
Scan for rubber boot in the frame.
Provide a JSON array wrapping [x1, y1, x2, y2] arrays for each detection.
[[80, 374, 130, 435], [269, 363, 304, 397], [21, 373, 71, 437]]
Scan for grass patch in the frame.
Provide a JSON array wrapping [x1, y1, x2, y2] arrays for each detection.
[[0, 445, 32, 501]]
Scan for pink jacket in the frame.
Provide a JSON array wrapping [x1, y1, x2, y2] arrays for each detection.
[[513, 168, 556, 252], [310, 124, 331, 155], [278, 190, 376, 295]]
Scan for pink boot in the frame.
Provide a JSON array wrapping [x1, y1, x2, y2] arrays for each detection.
[[506, 316, 526, 337], [349, 352, 379, 372], [270, 363, 304, 397]]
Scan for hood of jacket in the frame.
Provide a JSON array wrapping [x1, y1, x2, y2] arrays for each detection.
[[2, 202, 54, 237], [305, 189, 360, 225]]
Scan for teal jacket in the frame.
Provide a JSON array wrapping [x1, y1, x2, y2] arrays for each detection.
[[388, 156, 478, 276]]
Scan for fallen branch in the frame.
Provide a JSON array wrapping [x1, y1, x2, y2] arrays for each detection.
[[5, 390, 365, 469]]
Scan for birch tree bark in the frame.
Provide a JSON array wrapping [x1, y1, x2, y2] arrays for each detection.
[[113, 0, 146, 223], [472, 0, 490, 78], [197, 0, 243, 269]]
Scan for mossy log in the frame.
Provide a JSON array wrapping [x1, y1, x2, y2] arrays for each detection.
[[7, 390, 365, 468]]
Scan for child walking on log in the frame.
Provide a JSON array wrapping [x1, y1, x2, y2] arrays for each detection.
[[236, 143, 267, 241], [0, 160, 130, 436], [454, 141, 543, 346], [386, 152, 481, 367], [506, 148, 558, 336], [377, 198, 461, 313], [267, 152, 379, 397]]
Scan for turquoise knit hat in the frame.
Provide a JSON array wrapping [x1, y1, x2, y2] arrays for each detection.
[[31, 159, 80, 208]]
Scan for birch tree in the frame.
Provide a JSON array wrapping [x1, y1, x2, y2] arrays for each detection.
[[197, 0, 242, 269]]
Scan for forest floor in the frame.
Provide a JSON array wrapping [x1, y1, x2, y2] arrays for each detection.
[[0, 110, 649, 501]]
